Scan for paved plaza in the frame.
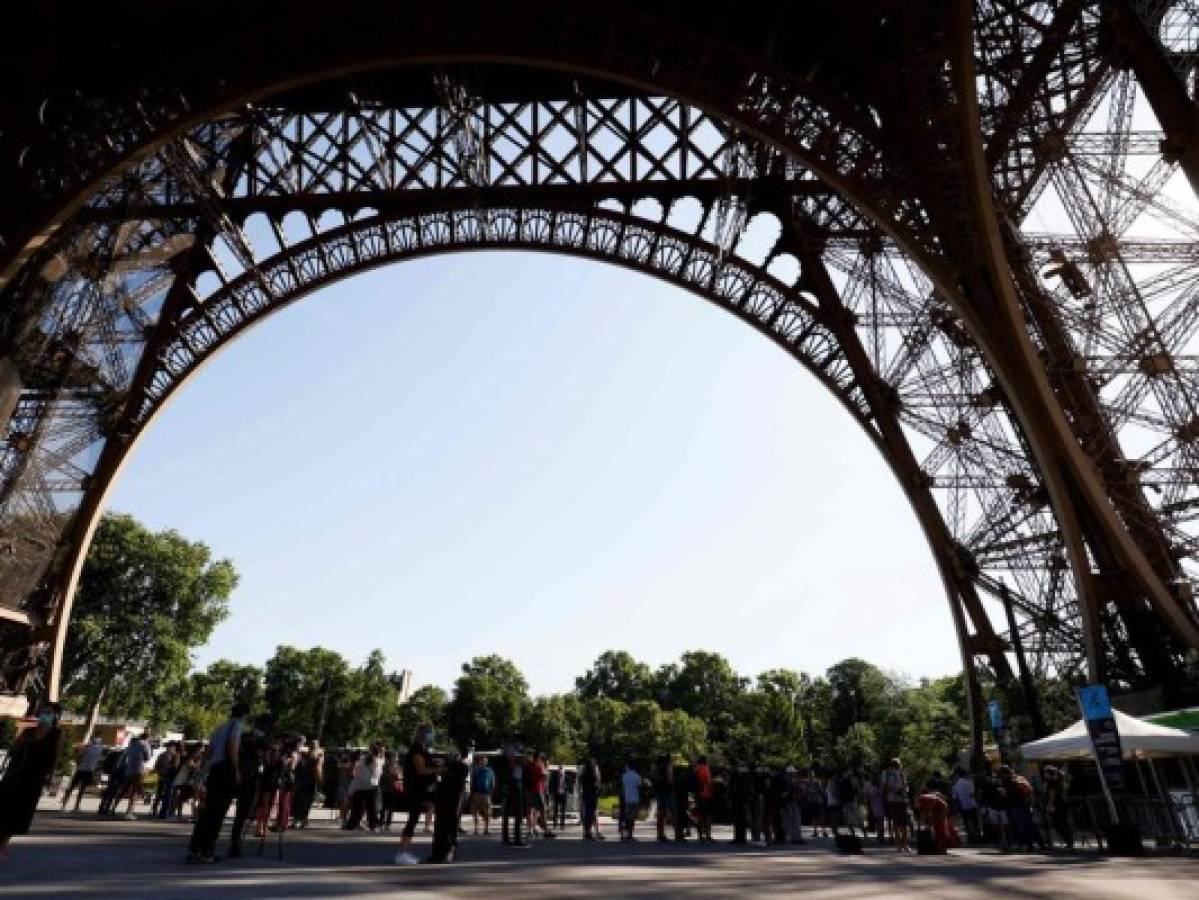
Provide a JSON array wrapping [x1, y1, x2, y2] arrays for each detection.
[[0, 802, 1195, 899]]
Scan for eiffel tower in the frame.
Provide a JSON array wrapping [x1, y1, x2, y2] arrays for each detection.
[[2, 2, 1198, 748]]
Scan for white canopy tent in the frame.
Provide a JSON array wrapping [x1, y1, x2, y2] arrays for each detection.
[[1020, 710, 1199, 761]]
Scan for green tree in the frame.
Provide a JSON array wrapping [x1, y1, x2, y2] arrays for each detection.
[[656, 707, 708, 764], [894, 677, 970, 789], [520, 694, 585, 760], [826, 658, 890, 736], [723, 690, 806, 766], [575, 651, 656, 703], [575, 696, 707, 776], [264, 646, 352, 744], [176, 659, 263, 739], [340, 649, 402, 746], [576, 696, 628, 776], [61, 513, 236, 735], [395, 685, 449, 746], [445, 655, 530, 750], [834, 721, 878, 771], [657, 651, 747, 742]]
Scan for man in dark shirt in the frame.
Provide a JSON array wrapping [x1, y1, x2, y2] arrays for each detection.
[[428, 753, 468, 863], [580, 758, 602, 841], [501, 742, 528, 848], [394, 725, 442, 865]]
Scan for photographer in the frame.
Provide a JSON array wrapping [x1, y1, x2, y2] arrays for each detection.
[[228, 714, 271, 858], [187, 701, 248, 864]]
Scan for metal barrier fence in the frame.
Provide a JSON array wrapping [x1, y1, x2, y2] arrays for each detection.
[[1062, 793, 1199, 849]]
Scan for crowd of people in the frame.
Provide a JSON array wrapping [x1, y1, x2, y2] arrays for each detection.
[[0, 700, 1085, 865]]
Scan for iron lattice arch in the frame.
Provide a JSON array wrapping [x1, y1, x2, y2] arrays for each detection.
[[2, 1, 1199, 721]]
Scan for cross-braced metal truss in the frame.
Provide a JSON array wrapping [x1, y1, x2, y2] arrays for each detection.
[[2, 1, 1199, 726]]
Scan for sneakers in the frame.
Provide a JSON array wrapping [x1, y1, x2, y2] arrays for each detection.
[[125, 813, 137, 821], [394, 851, 419, 865]]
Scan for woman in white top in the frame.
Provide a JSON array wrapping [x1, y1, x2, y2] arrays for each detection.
[[344, 744, 385, 832]]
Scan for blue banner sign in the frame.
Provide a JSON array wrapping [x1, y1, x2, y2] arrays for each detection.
[[987, 699, 1004, 731], [1076, 684, 1124, 793]]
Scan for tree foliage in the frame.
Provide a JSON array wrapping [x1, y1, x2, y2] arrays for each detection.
[[395, 685, 449, 745], [575, 651, 656, 704], [60, 516, 1054, 782], [445, 655, 530, 750], [260, 645, 399, 746], [61, 513, 236, 728]]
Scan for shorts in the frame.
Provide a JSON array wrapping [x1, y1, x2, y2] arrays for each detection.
[[123, 773, 145, 795], [526, 791, 545, 811], [695, 796, 713, 818], [70, 770, 96, 788], [468, 793, 491, 815]]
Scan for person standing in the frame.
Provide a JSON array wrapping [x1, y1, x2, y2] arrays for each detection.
[[428, 753, 469, 863], [837, 766, 863, 838], [187, 701, 248, 864], [1041, 765, 1073, 850], [500, 742, 528, 849], [345, 743, 384, 831], [745, 763, 764, 844], [228, 715, 268, 858], [395, 724, 442, 865], [950, 768, 979, 844], [881, 758, 911, 853], [620, 760, 641, 841], [291, 742, 322, 830], [174, 749, 203, 821], [550, 763, 569, 832], [379, 750, 401, 832], [673, 761, 691, 842], [580, 757, 603, 841], [866, 773, 887, 844], [0, 703, 65, 857], [118, 732, 152, 819], [526, 751, 553, 839], [150, 742, 180, 820], [693, 756, 713, 843], [468, 754, 494, 835], [800, 769, 827, 839], [652, 755, 675, 842], [769, 765, 791, 845], [729, 762, 749, 845], [1000, 765, 1043, 850], [97, 744, 128, 816], [61, 736, 105, 812]]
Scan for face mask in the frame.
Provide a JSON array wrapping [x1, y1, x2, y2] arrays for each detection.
[[423, 730, 434, 745], [37, 713, 56, 727]]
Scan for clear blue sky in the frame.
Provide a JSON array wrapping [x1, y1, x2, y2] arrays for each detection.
[[107, 251, 962, 694]]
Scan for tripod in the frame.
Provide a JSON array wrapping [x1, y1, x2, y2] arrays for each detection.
[[255, 788, 292, 860]]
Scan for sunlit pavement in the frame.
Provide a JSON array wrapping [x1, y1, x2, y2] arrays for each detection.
[[2, 803, 1196, 899]]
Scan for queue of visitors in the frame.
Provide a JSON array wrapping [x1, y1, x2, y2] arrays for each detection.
[[1, 700, 1094, 865]]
